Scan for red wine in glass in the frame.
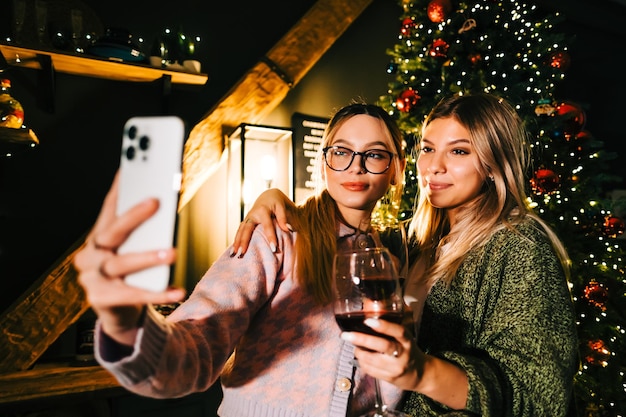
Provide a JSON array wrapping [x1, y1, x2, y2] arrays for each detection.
[[358, 277, 399, 300], [334, 311, 403, 340], [333, 247, 409, 417]]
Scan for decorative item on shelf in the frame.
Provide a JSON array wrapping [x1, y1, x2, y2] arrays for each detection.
[[0, 78, 24, 129], [149, 31, 169, 68], [8, 0, 102, 51], [86, 27, 146, 63], [0, 78, 39, 157], [149, 26, 201, 73], [179, 28, 201, 73]]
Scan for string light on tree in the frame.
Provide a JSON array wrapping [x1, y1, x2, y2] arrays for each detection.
[[549, 51, 572, 70]]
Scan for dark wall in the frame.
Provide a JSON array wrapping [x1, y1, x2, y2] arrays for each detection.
[[1, 0, 624, 311]]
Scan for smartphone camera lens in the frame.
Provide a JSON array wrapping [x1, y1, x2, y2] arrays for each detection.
[[128, 125, 138, 140], [139, 135, 150, 151], [125, 146, 136, 160]]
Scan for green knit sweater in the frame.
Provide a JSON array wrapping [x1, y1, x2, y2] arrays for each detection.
[[401, 218, 579, 416]]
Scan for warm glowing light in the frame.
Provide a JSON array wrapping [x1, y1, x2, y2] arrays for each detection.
[[260, 155, 276, 185]]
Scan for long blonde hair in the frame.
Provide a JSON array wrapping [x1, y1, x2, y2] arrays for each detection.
[[293, 102, 405, 305], [409, 93, 570, 286]]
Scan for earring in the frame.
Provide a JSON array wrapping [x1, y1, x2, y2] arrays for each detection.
[[489, 175, 495, 182]]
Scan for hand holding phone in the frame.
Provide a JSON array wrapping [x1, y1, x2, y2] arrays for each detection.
[[117, 116, 185, 292]]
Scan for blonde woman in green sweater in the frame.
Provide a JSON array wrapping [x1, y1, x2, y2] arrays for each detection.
[[233, 93, 579, 416]]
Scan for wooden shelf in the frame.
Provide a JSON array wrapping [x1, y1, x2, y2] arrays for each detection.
[[0, 44, 208, 86], [0, 364, 120, 405]]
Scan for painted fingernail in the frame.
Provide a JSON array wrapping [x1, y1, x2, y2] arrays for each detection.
[[270, 243, 277, 253], [286, 223, 293, 232], [236, 248, 244, 258], [364, 318, 380, 328], [230, 247, 238, 257], [340, 332, 355, 342], [167, 289, 185, 301]]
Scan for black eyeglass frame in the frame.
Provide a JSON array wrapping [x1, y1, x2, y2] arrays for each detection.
[[322, 146, 395, 174]]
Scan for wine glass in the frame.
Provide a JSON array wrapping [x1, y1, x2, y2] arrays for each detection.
[[333, 247, 410, 417]]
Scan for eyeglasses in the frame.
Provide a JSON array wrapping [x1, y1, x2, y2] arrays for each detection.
[[322, 146, 394, 174]]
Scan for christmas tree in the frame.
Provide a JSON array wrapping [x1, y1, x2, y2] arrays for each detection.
[[377, 0, 626, 415]]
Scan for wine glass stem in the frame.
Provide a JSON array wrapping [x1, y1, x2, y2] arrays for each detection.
[[373, 377, 386, 416]]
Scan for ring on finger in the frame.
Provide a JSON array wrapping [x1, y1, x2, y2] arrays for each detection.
[[99, 262, 111, 278], [93, 240, 115, 251]]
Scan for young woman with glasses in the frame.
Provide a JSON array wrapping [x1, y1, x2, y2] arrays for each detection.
[[73, 102, 410, 417]]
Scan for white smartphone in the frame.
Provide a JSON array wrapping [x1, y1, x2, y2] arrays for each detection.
[[116, 116, 186, 292]]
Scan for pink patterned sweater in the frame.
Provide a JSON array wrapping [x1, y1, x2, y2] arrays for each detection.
[[95, 224, 404, 417]]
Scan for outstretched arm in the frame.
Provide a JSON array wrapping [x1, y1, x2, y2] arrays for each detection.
[[231, 188, 295, 257], [74, 172, 186, 346]]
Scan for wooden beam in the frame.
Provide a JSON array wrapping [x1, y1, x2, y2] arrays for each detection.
[[180, 0, 374, 209], [0, 238, 90, 373], [0, 365, 120, 404]]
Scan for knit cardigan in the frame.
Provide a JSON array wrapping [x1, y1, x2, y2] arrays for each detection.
[[94, 223, 404, 417], [401, 218, 579, 416]]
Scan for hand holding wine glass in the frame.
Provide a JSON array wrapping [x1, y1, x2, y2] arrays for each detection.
[[333, 247, 410, 417]]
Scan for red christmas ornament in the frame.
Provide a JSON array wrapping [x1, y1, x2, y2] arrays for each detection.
[[584, 339, 610, 366], [603, 215, 625, 238], [429, 39, 449, 58], [583, 280, 608, 311], [549, 51, 571, 71], [396, 88, 421, 113], [401, 17, 417, 37], [555, 101, 586, 138], [530, 169, 560, 194], [427, 0, 452, 23], [575, 130, 592, 141]]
